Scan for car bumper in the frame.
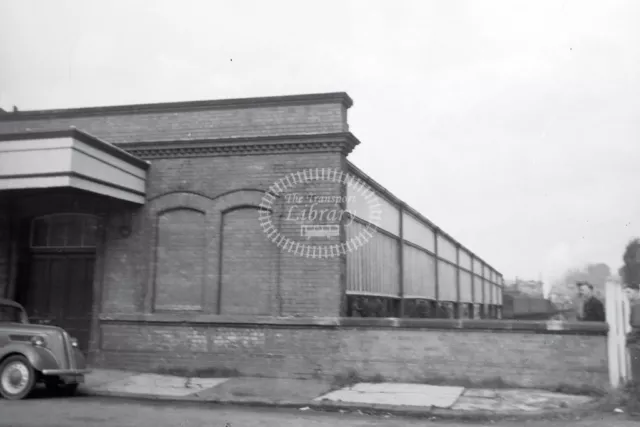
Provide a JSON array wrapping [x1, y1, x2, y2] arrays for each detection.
[[41, 369, 91, 376]]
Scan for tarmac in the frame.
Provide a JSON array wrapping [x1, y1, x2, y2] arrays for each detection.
[[77, 369, 604, 419]]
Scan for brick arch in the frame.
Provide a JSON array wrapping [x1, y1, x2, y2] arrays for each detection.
[[210, 189, 279, 315], [142, 192, 216, 313], [140, 189, 279, 314], [147, 192, 215, 214], [147, 190, 213, 203], [210, 188, 267, 212]]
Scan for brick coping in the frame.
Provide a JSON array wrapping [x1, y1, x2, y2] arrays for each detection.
[[0, 92, 354, 120], [99, 314, 607, 336]]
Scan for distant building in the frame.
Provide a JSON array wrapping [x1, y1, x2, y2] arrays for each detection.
[[506, 278, 544, 297], [502, 293, 557, 320], [502, 278, 558, 319]]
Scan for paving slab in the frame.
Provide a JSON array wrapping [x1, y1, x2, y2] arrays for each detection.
[[451, 389, 595, 413], [193, 377, 333, 405], [316, 383, 464, 409], [91, 373, 229, 397], [348, 382, 463, 395], [495, 389, 594, 406]]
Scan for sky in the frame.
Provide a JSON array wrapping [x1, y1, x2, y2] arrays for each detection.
[[1, 0, 639, 287]]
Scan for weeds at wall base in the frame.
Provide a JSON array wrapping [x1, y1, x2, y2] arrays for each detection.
[[150, 366, 241, 378], [597, 381, 640, 414]]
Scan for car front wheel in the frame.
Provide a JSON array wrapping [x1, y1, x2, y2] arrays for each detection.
[[0, 355, 36, 400]]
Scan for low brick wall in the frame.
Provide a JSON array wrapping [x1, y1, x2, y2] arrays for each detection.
[[97, 315, 608, 391]]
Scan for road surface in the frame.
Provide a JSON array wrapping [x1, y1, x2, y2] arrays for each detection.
[[0, 394, 637, 427]]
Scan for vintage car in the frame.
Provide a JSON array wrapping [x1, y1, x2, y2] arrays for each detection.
[[0, 298, 90, 400]]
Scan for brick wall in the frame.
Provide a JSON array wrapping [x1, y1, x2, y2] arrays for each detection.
[[98, 318, 608, 390], [100, 150, 345, 318], [0, 95, 349, 143]]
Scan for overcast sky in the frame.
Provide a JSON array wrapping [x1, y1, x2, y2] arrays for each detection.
[[1, 0, 639, 286]]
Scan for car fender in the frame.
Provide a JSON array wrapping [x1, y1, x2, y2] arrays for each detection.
[[0, 343, 59, 372], [72, 347, 87, 370]]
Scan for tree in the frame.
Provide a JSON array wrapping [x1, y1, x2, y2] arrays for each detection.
[[620, 238, 640, 287]]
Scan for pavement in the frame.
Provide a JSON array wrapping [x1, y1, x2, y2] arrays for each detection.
[[4, 395, 640, 427], [77, 369, 605, 419]]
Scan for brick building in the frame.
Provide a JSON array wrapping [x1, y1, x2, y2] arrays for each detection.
[[0, 92, 504, 371]]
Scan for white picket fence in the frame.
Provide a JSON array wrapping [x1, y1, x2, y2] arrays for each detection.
[[606, 280, 632, 388]]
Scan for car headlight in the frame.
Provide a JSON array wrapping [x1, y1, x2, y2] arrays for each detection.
[[69, 337, 79, 348], [31, 336, 47, 347]]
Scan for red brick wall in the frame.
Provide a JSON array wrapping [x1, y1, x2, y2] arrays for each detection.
[[98, 319, 608, 390]]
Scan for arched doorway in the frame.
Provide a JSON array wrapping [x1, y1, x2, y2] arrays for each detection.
[[18, 213, 99, 352]]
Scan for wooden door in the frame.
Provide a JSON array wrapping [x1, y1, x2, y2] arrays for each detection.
[[17, 213, 99, 353], [60, 254, 94, 352], [25, 253, 95, 352]]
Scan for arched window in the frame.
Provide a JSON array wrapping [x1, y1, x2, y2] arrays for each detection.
[[30, 214, 99, 249]]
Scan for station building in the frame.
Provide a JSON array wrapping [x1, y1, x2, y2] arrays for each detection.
[[0, 93, 503, 372]]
